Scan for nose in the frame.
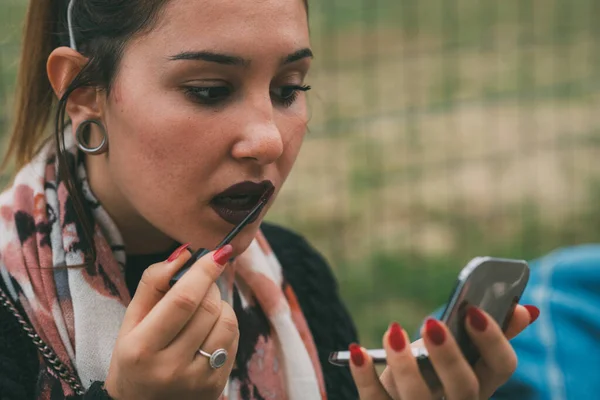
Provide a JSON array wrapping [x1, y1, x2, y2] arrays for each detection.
[[230, 101, 284, 166]]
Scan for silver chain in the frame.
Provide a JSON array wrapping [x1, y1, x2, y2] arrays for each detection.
[[0, 287, 85, 395]]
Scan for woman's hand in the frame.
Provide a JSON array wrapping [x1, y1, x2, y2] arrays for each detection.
[[349, 305, 539, 399], [104, 244, 239, 400]]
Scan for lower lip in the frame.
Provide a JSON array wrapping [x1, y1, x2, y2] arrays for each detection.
[[210, 203, 264, 225]]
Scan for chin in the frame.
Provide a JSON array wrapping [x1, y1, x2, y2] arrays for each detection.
[[228, 224, 263, 256], [170, 210, 266, 256]]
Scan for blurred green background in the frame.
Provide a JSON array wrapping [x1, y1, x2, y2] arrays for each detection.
[[2, 0, 600, 348]]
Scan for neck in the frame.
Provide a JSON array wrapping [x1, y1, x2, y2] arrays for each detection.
[[85, 156, 176, 256]]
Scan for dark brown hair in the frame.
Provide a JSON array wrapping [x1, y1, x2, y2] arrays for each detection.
[[4, 0, 308, 265]]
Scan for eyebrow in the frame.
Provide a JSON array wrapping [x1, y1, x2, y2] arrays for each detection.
[[282, 48, 314, 65], [169, 48, 313, 67]]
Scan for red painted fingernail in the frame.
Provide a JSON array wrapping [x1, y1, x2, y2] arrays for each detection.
[[389, 322, 406, 352], [425, 318, 446, 346], [467, 306, 488, 332], [349, 343, 365, 367], [524, 305, 540, 324], [213, 244, 233, 266], [167, 243, 190, 262]]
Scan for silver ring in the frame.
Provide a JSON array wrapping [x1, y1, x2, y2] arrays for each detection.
[[197, 348, 228, 369], [75, 119, 108, 155]]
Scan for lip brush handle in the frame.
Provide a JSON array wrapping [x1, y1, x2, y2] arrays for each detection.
[[169, 248, 210, 286]]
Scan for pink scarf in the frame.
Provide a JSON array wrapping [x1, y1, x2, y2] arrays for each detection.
[[0, 137, 326, 399]]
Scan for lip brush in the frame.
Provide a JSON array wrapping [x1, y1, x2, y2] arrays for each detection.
[[169, 186, 274, 287]]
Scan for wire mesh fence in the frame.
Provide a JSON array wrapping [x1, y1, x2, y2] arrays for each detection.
[[1, 0, 599, 346]]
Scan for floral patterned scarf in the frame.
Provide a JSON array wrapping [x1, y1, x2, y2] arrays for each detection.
[[0, 135, 326, 399]]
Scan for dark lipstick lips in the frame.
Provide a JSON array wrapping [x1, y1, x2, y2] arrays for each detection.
[[210, 180, 275, 225]]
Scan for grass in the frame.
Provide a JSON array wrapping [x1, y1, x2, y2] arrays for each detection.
[[2, 0, 600, 347]]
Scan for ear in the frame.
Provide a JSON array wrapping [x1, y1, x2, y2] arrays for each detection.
[[47, 47, 105, 128]]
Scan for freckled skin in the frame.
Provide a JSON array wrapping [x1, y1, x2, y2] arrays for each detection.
[[86, 0, 311, 255]]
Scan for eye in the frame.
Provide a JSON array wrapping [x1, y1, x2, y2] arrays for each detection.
[[271, 85, 311, 107], [184, 86, 232, 105]]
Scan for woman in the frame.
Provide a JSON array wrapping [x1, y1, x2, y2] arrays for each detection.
[[0, 0, 537, 399]]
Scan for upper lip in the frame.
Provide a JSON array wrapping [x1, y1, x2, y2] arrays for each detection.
[[211, 180, 275, 201]]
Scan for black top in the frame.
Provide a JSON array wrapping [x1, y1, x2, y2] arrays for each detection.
[[0, 223, 359, 400]]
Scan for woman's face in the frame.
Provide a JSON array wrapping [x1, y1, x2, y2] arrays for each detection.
[[93, 0, 311, 254]]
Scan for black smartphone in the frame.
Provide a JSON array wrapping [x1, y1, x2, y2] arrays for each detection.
[[328, 257, 530, 392]]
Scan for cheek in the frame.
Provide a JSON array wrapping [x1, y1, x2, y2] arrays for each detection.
[[104, 93, 226, 197], [277, 109, 308, 178], [108, 71, 221, 158]]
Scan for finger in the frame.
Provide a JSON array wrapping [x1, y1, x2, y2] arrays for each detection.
[[422, 318, 479, 400], [348, 344, 391, 400], [383, 323, 432, 400], [504, 304, 538, 339], [191, 301, 239, 379], [120, 244, 191, 334], [465, 306, 518, 398], [171, 283, 222, 355], [190, 338, 238, 396], [133, 245, 233, 350]]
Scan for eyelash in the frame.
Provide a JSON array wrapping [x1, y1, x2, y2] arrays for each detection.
[[183, 85, 311, 108], [274, 85, 312, 107]]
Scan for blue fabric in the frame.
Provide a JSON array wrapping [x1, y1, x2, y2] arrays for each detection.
[[427, 245, 600, 400]]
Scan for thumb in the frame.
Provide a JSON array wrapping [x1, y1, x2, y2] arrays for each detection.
[[504, 304, 535, 339]]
